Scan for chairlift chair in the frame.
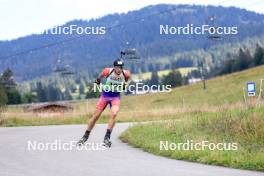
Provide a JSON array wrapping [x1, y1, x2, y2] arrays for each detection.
[[120, 48, 140, 60], [0, 78, 17, 88]]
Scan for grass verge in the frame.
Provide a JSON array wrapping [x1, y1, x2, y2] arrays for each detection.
[[2, 113, 109, 127], [120, 107, 264, 171]]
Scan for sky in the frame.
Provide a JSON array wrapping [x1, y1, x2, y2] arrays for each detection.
[[0, 0, 263, 40]]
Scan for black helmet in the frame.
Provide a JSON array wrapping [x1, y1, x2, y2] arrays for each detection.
[[113, 59, 124, 68]]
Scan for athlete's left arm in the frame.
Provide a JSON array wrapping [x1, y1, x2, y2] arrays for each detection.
[[124, 70, 131, 82]]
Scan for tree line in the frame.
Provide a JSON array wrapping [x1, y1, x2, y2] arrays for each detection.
[[213, 44, 264, 76]]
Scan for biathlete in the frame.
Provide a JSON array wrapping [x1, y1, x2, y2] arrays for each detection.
[[77, 59, 131, 147]]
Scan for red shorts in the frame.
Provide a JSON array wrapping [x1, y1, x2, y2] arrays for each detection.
[[96, 95, 120, 110]]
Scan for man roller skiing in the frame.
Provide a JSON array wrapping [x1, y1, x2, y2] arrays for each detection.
[[77, 59, 131, 147]]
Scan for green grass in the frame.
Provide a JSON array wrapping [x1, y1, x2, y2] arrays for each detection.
[[123, 65, 264, 111], [120, 107, 264, 171]]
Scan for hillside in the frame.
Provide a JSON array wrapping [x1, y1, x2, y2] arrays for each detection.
[[1, 4, 264, 80], [4, 65, 264, 126], [118, 65, 264, 117]]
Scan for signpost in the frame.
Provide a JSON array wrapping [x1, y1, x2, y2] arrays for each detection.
[[247, 82, 256, 96]]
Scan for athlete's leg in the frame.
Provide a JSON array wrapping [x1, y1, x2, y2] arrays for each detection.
[[78, 95, 108, 145], [104, 98, 120, 142], [85, 95, 108, 134], [107, 104, 120, 130], [86, 109, 103, 131]]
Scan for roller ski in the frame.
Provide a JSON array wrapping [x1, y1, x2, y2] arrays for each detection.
[[77, 136, 88, 146], [103, 137, 112, 148]]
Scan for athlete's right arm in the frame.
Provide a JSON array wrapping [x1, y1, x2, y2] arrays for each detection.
[[95, 68, 111, 84]]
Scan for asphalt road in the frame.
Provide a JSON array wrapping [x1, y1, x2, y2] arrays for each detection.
[[0, 123, 263, 176]]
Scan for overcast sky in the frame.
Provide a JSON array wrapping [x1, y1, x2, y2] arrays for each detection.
[[0, 0, 263, 40]]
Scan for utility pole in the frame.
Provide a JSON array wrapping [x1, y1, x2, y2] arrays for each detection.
[[198, 60, 206, 90], [201, 15, 222, 91], [201, 62, 206, 90]]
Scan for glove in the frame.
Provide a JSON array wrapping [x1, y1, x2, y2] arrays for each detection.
[[94, 78, 100, 85]]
